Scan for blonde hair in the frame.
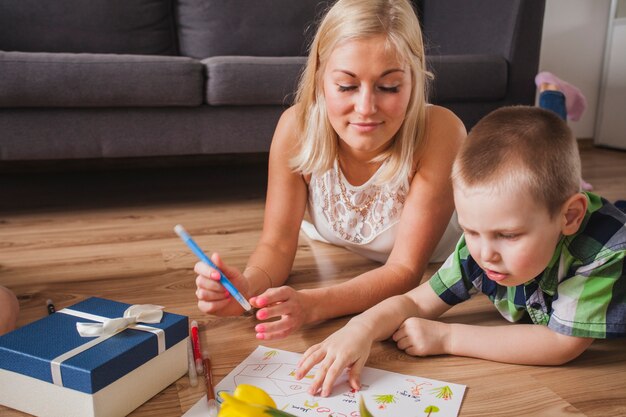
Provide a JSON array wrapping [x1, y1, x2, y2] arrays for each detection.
[[290, 0, 431, 187], [452, 106, 581, 217]]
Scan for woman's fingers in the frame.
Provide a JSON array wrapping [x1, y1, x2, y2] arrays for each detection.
[[195, 275, 229, 298], [255, 298, 292, 320], [254, 317, 297, 340], [197, 298, 230, 314], [251, 286, 306, 340]]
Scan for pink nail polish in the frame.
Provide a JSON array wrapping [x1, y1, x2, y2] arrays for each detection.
[[256, 333, 265, 340]]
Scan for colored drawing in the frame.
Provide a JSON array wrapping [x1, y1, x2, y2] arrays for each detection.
[[264, 350, 279, 360], [424, 405, 440, 416], [373, 394, 396, 409], [203, 346, 466, 417], [290, 369, 314, 379], [407, 379, 432, 396], [431, 386, 453, 401], [304, 400, 318, 408]]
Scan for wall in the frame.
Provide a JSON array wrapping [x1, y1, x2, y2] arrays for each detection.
[[619, 0, 626, 17], [538, 0, 612, 139]]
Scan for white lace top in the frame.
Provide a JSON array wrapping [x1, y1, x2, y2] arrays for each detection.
[[303, 160, 461, 263]]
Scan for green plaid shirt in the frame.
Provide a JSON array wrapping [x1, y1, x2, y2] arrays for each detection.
[[430, 192, 626, 339]]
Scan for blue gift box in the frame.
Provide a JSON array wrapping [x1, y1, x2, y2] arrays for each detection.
[[0, 297, 189, 417]]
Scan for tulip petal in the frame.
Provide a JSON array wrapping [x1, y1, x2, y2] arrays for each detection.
[[359, 396, 376, 417], [232, 384, 277, 408]]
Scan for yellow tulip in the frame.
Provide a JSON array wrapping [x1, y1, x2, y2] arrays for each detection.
[[217, 384, 378, 417], [218, 384, 295, 417], [359, 396, 376, 417], [230, 384, 277, 407]]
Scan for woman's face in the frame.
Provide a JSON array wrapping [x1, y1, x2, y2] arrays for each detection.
[[322, 35, 412, 159]]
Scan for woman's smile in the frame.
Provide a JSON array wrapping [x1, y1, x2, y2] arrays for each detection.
[[349, 121, 384, 133]]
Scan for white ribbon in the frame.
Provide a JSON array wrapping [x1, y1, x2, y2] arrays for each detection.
[[75, 304, 164, 337], [50, 304, 166, 387]]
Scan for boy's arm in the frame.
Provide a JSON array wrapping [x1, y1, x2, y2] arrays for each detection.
[[295, 281, 452, 397], [355, 280, 453, 341], [396, 320, 593, 365]]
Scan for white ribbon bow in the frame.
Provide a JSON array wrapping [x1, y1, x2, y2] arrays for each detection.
[[51, 304, 167, 387], [75, 304, 164, 337]]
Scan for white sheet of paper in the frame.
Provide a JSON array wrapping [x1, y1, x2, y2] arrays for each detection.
[[184, 345, 466, 417]]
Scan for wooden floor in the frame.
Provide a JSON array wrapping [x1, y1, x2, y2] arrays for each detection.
[[1, 144, 625, 417]]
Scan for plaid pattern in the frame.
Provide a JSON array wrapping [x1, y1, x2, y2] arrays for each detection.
[[429, 192, 626, 339]]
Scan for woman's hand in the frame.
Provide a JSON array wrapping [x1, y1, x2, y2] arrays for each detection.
[[295, 322, 374, 397], [195, 253, 250, 316], [249, 286, 311, 340], [392, 317, 451, 357]]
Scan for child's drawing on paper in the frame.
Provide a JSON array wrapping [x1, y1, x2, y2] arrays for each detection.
[[214, 346, 466, 417], [431, 386, 454, 401], [407, 379, 432, 396], [373, 394, 396, 409], [263, 350, 279, 360], [424, 405, 440, 416]]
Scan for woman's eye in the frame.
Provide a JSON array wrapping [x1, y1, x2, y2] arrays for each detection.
[[499, 233, 519, 240], [337, 85, 357, 92], [379, 86, 399, 93]]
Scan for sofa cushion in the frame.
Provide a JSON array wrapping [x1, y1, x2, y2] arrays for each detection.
[[177, 0, 328, 59], [204, 56, 307, 106], [0, 107, 283, 160], [0, 52, 204, 107], [422, 0, 520, 56], [0, 0, 178, 55], [427, 55, 507, 102]]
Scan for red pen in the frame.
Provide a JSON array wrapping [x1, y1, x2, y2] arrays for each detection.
[[190, 320, 203, 374]]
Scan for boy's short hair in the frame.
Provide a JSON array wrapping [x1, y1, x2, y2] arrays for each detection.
[[452, 106, 581, 217]]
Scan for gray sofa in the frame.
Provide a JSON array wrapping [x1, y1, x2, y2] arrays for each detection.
[[0, 0, 545, 163]]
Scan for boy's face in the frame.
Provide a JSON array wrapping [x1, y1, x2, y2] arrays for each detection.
[[454, 184, 564, 287]]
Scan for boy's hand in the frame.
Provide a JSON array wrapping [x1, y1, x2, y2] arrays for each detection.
[[249, 286, 310, 340], [295, 322, 374, 397], [392, 317, 451, 357], [194, 253, 250, 316]]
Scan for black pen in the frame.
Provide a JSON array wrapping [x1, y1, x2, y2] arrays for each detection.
[[46, 299, 56, 315]]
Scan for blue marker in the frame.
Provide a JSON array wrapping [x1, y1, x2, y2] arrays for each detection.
[[174, 224, 252, 312]]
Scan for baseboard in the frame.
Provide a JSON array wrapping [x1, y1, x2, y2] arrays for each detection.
[[577, 138, 594, 150]]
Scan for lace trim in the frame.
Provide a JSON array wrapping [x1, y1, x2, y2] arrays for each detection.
[[309, 161, 408, 244]]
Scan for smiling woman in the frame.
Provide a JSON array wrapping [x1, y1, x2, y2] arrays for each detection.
[[192, 0, 466, 341], [322, 35, 412, 160]]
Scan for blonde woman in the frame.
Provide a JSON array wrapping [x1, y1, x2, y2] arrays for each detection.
[[195, 0, 465, 340]]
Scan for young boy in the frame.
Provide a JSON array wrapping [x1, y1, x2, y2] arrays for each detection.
[[295, 106, 626, 397]]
